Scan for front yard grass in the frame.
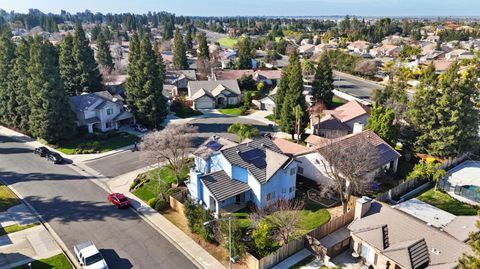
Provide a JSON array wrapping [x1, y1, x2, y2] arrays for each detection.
[[171, 105, 203, 118], [218, 107, 243, 115], [13, 253, 72, 269], [0, 184, 20, 212], [55, 132, 139, 155], [217, 37, 238, 48], [133, 164, 190, 202], [0, 223, 38, 237], [417, 188, 478, 216]]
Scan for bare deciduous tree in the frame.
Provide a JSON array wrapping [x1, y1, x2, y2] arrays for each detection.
[[355, 60, 377, 77], [318, 136, 379, 213], [140, 124, 198, 185], [250, 198, 305, 245]]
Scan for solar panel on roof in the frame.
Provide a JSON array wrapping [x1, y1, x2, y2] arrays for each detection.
[[251, 157, 267, 168], [239, 148, 264, 162], [206, 140, 224, 151]]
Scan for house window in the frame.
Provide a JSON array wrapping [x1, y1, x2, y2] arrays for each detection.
[[290, 168, 296, 175], [298, 166, 304, 175], [360, 243, 375, 265], [106, 108, 113, 115], [289, 187, 295, 193]]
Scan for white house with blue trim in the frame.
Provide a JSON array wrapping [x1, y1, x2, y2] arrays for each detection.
[[187, 136, 298, 217]]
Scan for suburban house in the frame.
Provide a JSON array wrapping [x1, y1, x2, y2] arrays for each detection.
[[314, 43, 336, 55], [69, 91, 133, 133], [212, 69, 281, 86], [187, 136, 298, 217], [309, 100, 370, 138], [253, 86, 277, 112], [187, 80, 241, 109], [347, 40, 371, 54], [369, 45, 400, 57], [445, 49, 474, 61], [275, 130, 401, 185], [165, 70, 197, 89], [348, 197, 471, 269], [298, 44, 316, 57]]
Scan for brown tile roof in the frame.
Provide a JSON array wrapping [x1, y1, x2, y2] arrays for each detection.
[[272, 138, 315, 156], [349, 201, 471, 269], [304, 134, 335, 148]]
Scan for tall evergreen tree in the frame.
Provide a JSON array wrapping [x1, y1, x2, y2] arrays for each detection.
[[408, 63, 480, 157], [72, 23, 102, 93], [96, 32, 114, 72], [8, 38, 31, 132], [280, 51, 307, 138], [173, 28, 189, 70], [0, 35, 16, 126], [28, 37, 75, 143], [184, 31, 193, 51], [236, 36, 254, 69], [90, 25, 101, 41], [366, 104, 398, 145], [59, 34, 78, 96], [311, 53, 334, 107], [154, 41, 166, 82], [274, 65, 290, 120], [197, 32, 209, 60], [125, 35, 167, 128]]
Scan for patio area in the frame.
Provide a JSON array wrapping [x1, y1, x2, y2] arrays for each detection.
[[330, 250, 366, 269]]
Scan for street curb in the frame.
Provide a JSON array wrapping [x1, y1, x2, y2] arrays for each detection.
[[0, 179, 79, 269]]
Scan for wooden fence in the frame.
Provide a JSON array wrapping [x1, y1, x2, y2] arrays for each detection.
[[307, 208, 355, 240], [244, 236, 305, 269], [376, 178, 427, 202], [169, 189, 187, 216]]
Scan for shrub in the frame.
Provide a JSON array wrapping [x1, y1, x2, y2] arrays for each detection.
[[154, 199, 169, 212], [147, 197, 157, 208], [252, 221, 273, 257], [183, 198, 215, 242], [129, 181, 137, 191]]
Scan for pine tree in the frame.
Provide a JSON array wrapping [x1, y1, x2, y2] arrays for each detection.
[[59, 34, 78, 96], [125, 35, 167, 128], [197, 32, 209, 60], [0, 35, 16, 126], [96, 32, 114, 73], [366, 104, 398, 145], [236, 36, 254, 69], [173, 28, 188, 70], [311, 53, 334, 107], [408, 63, 480, 157], [90, 25, 101, 41], [280, 51, 307, 138], [8, 38, 31, 133], [184, 31, 193, 51], [72, 23, 102, 93], [154, 41, 166, 82], [28, 37, 75, 143], [275, 65, 290, 120]]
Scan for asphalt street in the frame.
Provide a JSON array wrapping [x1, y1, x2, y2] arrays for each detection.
[[0, 135, 197, 269], [85, 116, 271, 178], [333, 71, 383, 101]]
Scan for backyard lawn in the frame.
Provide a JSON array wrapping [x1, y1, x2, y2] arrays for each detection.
[[0, 223, 38, 237], [417, 188, 478, 216], [217, 37, 238, 48], [0, 184, 20, 212], [55, 132, 139, 155], [218, 107, 243, 115], [171, 105, 203, 118], [13, 254, 72, 269], [133, 164, 190, 202]]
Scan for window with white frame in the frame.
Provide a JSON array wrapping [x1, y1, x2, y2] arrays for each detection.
[[360, 243, 375, 265], [106, 108, 114, 115]]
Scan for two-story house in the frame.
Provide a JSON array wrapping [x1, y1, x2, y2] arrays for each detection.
[[187, 80, 241, 109], [69, 91, 133, 133], [187, 136, 298, 217]]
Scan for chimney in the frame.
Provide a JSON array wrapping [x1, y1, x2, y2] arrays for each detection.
[[353, 122, 364, 134], [355, 196, 372, 219]]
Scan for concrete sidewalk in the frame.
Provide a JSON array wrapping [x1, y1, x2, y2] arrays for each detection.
[[107, 169, 226, 269]]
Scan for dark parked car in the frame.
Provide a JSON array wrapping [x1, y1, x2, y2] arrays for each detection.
[[47, 152, 64, 164], [34, 147, 50, 157], [131, 124, 148, 133]]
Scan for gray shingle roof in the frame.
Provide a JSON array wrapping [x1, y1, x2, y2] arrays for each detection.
[[201, 170, 251, 201], [69, 91, 117, 112], [221, 137, 291, 184], [188, 80, 241, 99], [348, 201, 471, 269]]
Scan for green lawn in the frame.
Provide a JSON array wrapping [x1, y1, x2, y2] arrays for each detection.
[[297, 200, 331, 233], [265, 114, 275, 122], [417, 188, 478, 216], [13, 254, 72, 269], [331, 96, 347, 108], [0, 223, 38, 237], [133, 164, 190, 202], [55, 132, 139, 155], [218, 107, 242, 115], [0, 185, 20, 212], [217, 37, 238, 48], [171, 105, 203, 118]]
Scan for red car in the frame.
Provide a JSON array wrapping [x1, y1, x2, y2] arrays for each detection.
[[107, 193, 131, 208]]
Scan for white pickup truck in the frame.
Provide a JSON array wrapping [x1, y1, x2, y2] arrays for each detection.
[[73, 241, 109, 269]]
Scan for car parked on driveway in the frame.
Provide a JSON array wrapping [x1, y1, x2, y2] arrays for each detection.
[[34, 146, 50, 157], [131, 124, 148, 133], [107, 193, 131, 208], [47, 152, 64, 164]]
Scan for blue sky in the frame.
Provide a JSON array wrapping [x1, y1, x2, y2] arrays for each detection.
[[0, 0, 479, 17]]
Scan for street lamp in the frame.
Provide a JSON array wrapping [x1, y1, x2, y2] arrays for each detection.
[[203, 216, 233, 269]]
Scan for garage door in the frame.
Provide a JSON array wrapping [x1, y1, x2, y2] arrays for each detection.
[[194, 97, 214, 109]]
